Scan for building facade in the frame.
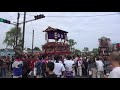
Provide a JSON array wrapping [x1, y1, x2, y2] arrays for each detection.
[[0, 49, 15, 57]]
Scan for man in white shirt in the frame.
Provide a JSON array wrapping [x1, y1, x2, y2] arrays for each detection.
[[53, 56, 65, 78], [107, 51, 120, 78], [108, 67, 120, 78], [96, 58, 104, 78], [77, 58, 82, 77], [64, 55, 75, 78]]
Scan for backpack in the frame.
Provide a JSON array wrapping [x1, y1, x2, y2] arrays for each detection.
[[65, 71, 73, 77]]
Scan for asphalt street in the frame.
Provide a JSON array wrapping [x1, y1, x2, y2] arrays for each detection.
[[0, 73, 88, 78]]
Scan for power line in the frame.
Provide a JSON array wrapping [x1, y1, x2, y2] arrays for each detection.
[[46, 13, 120, 17], [20, 12, 120, 18], [6, 12, 119, 25]]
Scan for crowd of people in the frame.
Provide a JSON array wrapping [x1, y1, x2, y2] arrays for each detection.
[[0, 50, 120, 78]]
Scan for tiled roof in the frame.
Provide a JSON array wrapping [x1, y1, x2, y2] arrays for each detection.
[[43, 26, 68, 33]]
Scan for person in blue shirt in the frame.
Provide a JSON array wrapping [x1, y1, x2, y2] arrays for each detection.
[[12, 55, 23, 78], [35, 56, 42, 78]]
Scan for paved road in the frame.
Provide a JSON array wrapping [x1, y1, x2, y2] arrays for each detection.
[[0, 72, 88, 78], [0, 72, 12, 78], [1, 75, 88, 78]]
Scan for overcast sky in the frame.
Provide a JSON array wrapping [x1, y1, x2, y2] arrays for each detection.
[[0, 12, 120, 51]]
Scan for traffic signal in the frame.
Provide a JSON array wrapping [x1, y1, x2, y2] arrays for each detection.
[[0, 18, 11, 24], [34, 14, 45, 20]]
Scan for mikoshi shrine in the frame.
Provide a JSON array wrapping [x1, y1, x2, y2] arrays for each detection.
[[42, 26, 71, 56]]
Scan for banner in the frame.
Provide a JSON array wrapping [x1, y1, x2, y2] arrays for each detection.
[[47, 31, 66, 40]]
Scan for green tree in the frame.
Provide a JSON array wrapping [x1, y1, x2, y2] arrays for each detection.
[[82, 47, 90, 56], [34, 47, 41, 51], [92, 48, 99, 56], [73, 49, 81, 55], [3, 26, 22, 49], [68, 39, 77, 52], [83, 47, 89, 52], [27, 48, 31, 50]]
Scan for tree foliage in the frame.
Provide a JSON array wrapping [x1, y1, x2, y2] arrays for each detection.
[[73, 49, 81, 55], [92, 48, 99, 56], [34, 47, 41, 51], [68, 39, 77, 52], [3, 26, 22, 49], [27, 48, 31, 50], [83, 47, 89, 52]]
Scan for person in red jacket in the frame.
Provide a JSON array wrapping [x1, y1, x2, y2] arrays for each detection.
[[28, 56, 36, 78]]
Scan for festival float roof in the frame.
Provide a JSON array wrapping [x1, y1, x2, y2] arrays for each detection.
[[43, 26, 68, 33], [98, 36, 110, 41]]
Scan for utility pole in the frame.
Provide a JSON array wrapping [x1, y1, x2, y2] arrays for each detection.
[[16, 13, 20, 47], [32, 30, 34, 55], [22, 12, 26, 51]]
